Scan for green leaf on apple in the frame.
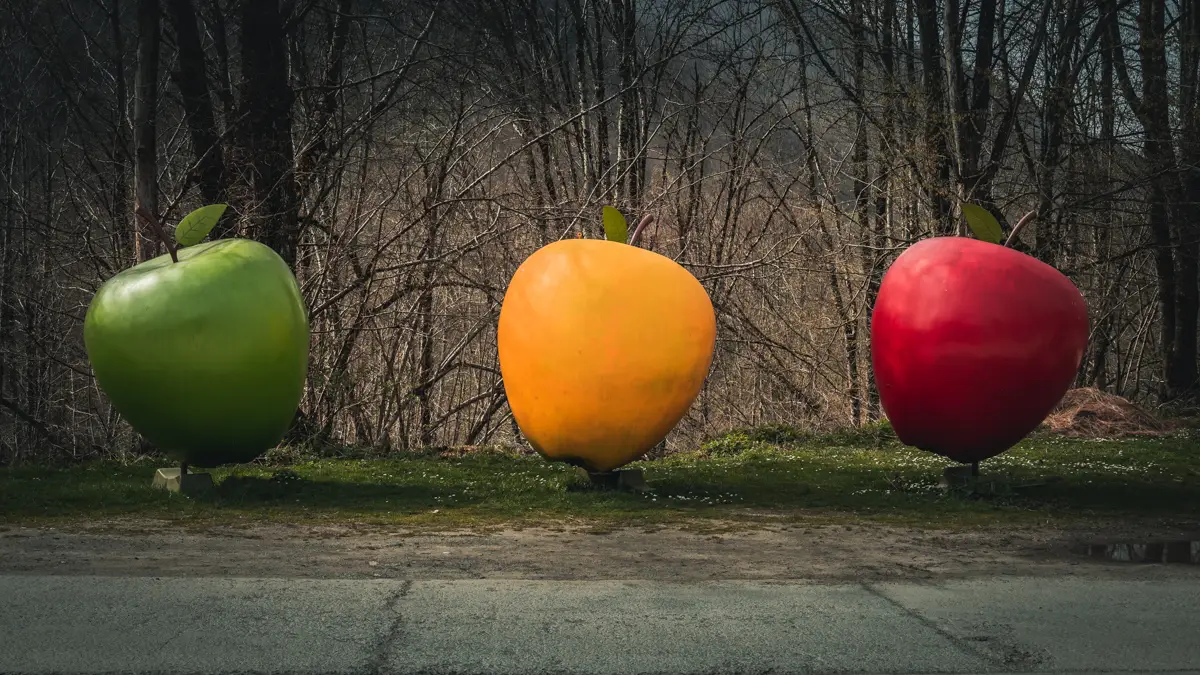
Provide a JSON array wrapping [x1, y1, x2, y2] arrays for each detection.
[[175, 204, 228, 247], [602, 206, 628, 244], [961, 203, 1004, 244]]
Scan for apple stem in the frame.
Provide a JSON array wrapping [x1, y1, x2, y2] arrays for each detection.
[[970, 461, 979, 477], [627, 213, 655, 247], [135, 202, 179, 263], [1003, 210, 1037, 248]]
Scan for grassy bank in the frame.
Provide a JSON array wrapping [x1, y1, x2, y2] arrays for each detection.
[[2, 430, 1198, 529]]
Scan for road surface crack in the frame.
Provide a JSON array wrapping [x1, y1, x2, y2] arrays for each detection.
[[366, 580, 412, 675], [860, 582, 1045, 671]]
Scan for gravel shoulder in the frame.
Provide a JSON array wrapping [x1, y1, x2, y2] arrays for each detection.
[[3, 517, 1199, 581]]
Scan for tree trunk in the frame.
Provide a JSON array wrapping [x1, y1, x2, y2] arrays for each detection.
[[1138, 0, 1183, 397], [1170, 0, 1200, 396], [942, 0, 965, 200], [1034, 0, 1086, 267], [133, 0, 161, 262], [572, 0, 596, 196], [850, 0, 869, 426], [165, 0, 225, 207], [295, 0, 352, 186], [614, 0, 639, 207], [0, 148, 13, 431], [107, 0, 134, 261], [962, 0, 997, 198], [914, 0, 952, 233], [867, 0, 896, 421], [1090, 19, 1118, 389], [592, 0, 611, 202], [234, 0, 300, 266]]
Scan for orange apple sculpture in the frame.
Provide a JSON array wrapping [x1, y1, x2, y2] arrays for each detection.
[[497, 207, 716, 473]]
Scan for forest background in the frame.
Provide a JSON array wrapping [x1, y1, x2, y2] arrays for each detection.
[[2, 0, 1197, 464]]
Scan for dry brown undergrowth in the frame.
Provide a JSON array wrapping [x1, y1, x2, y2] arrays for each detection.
[[1044, 387, 1173, 438]]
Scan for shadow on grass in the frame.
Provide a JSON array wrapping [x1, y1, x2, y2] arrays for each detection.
[[0, 463, 471, 521], [198, 470, 457, 512], [645, 460, 1200, 516], [1, 435, 1198, 525]]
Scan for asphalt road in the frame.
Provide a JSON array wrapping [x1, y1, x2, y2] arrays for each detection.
[[2, 575, 1198, 674]]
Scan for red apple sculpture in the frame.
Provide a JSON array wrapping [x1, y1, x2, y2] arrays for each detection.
[[870, 210, 1089, 463]]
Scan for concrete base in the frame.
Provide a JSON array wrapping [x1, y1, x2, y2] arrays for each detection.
[[939, 464, 1009, 496], [151, 468, 214, 496], [580, 468, 649, 492], [939, 464, 976, 490]]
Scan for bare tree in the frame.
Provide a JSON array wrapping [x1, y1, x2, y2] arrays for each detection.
[[4, 0, 1200, 463]]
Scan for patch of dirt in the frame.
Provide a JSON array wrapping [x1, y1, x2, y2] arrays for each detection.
[[2, 518, 1198, 581], [1044, 387, 1172, 438]]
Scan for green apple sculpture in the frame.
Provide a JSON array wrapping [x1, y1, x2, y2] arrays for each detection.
[[84, 204, 309, 467]]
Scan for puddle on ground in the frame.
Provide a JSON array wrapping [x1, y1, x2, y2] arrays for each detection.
[[1082, 540, 1200, 563]]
